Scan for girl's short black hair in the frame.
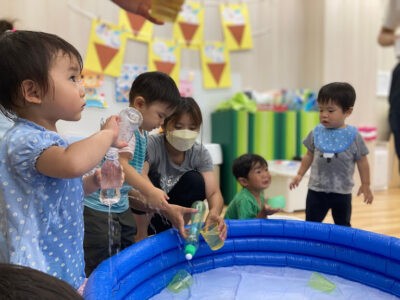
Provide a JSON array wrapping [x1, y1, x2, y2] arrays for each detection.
[[0, 30, 83, 116]]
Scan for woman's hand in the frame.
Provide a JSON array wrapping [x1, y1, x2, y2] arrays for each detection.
[[162, 204, 197, 239], [205, 213, 227, 241]]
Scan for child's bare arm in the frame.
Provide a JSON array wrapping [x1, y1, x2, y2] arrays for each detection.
[[120, 153, 168, 210], [258, 204, 281, 219], [356, 156, 373, 204], [36, 116, 122, 178], [289, 149, 313, 190]]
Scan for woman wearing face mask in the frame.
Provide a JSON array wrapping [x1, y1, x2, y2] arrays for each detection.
[[131, 97, 227, 242]]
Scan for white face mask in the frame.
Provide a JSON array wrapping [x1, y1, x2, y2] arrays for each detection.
[[166, 129, 199, 151]]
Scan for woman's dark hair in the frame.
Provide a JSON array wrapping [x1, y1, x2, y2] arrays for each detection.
[[163, 96, 203, 129]]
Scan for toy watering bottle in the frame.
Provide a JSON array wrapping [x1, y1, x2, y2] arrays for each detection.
[[99, 107, 142, 206], [184, 201, 206, 260]]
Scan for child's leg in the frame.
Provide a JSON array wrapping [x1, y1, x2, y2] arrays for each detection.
[[148, 170, 206, 235], [305, 189, 330, 223], [133, 213, 153, 242], [330, 193, 352, 226], [128, 189, 153, 242]]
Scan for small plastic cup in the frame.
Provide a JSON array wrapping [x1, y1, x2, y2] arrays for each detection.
[[150, 0, 185, 22], [200, 224, 224, 251], [167, 269, 193, 293], [267, 195, 286, 209]]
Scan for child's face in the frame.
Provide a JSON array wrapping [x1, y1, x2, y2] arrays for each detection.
[[138, 100, 175, 132], [44, 53, 85, 122], [318, 100, 352, 129], [245, 162, 271, 192]]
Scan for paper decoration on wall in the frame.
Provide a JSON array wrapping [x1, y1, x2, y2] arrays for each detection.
[[118, 10, 153, 43], [173, 1, 204, 49], [84, 19, 127, 77], [179, 71, 195, 97], [201, 41, 231, 89], [115, 64, 148, 103], [148, 39, 181, 84], [220, 3, 253, 51], [81, 69, 107, 108]]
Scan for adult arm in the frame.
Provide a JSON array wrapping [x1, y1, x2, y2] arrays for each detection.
[[203, 170, 227, 240], [378, 27, 396, 46], [111, 0, 164, 24]]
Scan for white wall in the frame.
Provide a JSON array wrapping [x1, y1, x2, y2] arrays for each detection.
[[0, 0, 394, 142]]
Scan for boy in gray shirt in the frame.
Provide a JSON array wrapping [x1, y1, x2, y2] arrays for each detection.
[[289, 82, 373, 226]]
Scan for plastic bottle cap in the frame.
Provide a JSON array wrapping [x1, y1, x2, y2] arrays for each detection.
[[184, 244, 197, 260]]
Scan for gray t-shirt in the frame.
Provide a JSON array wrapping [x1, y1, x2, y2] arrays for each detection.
[[304, 128, 369, 194], [146, 134, 213, 194]]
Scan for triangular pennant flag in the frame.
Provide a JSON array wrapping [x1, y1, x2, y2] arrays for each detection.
[[178, 22, 199, 46], [154, 61, 175, 75], [127, 13, 146, 36], [228, 24, 245, 46], [94, 43, 119, 71], [207, 62, 225, 85]]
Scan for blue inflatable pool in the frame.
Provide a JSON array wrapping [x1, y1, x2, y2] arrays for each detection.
[[84, 219, 400, 299]]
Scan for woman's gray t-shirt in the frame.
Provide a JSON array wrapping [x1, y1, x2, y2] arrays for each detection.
[[146, 134, 213, 194]]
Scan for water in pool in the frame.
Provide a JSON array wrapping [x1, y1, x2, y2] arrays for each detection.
[[151, 265, 398, 299]]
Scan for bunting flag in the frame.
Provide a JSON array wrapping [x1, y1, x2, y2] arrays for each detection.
[[84, 19, 127, 77], [115, 64, 148, 103], [220, 3, 253, 51], [201, 41, 231, 89], [118, 10, 153, 43], [173, 1, 204, 49], [179, 71, 195, 97], [81, 69, 107, 108], [148, 38, 181, 84]]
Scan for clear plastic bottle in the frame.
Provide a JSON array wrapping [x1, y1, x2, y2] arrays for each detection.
[[98, 107, 142, 206], [184, 200, 206, 260], [118, 107, 143, 143], [99, 149, 123, 206]]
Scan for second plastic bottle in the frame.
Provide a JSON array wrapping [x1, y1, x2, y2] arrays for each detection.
[[184, 200, 206, 260]]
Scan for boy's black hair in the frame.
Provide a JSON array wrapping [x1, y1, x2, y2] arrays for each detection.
[[0, 30, 83, 117], [129, 71, 180, 109], [163, 96, 202, 129], [232, 153, 268, 179], [317, 82, 356, 112]]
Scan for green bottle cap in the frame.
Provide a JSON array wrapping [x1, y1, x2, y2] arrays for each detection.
[[184, 244, 197, 260]]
